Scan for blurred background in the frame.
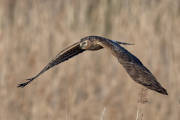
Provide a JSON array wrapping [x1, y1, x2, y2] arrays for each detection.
[[0, 0, 180, 120]]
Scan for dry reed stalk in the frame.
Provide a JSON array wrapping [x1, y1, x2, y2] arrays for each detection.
[[136, 87, 149, 120], [138, 88, 148, 104], [100, 107, 106, 120]]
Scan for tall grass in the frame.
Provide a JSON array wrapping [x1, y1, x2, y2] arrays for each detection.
[[0, 0, 180, 120]]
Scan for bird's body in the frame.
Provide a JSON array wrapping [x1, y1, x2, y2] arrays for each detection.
[[18, 36, 168, 95]]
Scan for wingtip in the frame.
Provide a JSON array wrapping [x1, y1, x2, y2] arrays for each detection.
[[17, 78, 33, 88], [163, 90, 168, 95], [116, 41, 135, 46], [158, 88, 168, 95], [124, 43, 135, 45], [17, 81, 29, 88]]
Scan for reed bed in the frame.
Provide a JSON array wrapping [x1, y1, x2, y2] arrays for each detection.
[[0, 0, 180, 120]]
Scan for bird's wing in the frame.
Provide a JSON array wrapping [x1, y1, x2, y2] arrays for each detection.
[[121, 62, 167, 95], [96, 39, 168, 95], [18, 41, 85, 88]]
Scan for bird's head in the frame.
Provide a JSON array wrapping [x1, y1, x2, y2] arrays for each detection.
[[80, 36, 103, 50], [80, 39, 93, 49]]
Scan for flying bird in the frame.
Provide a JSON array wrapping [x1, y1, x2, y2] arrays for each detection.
[[18, 36, 168, 95]]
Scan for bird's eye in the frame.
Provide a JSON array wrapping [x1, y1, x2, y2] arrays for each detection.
[[83, 41, 88, 45], [81, 41, 88, 47], [80, 40, 91, 49]]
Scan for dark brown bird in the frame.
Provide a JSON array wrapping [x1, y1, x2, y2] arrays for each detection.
[[18, 36, 168, 95]]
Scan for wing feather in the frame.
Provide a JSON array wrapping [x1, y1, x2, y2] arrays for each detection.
[[96, 38, 168, 95], [18, 41, 85, 88]]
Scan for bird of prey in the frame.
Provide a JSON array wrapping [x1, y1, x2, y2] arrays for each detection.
[[18, 36, 168, 95]]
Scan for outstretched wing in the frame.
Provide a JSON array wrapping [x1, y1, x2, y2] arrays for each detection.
[[121, 61, 168, 95], [96, 38, 168, 95], [18, 41, 85, 88]]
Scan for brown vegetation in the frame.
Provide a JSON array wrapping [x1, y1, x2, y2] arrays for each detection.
[[0, 0, 180, 120]]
